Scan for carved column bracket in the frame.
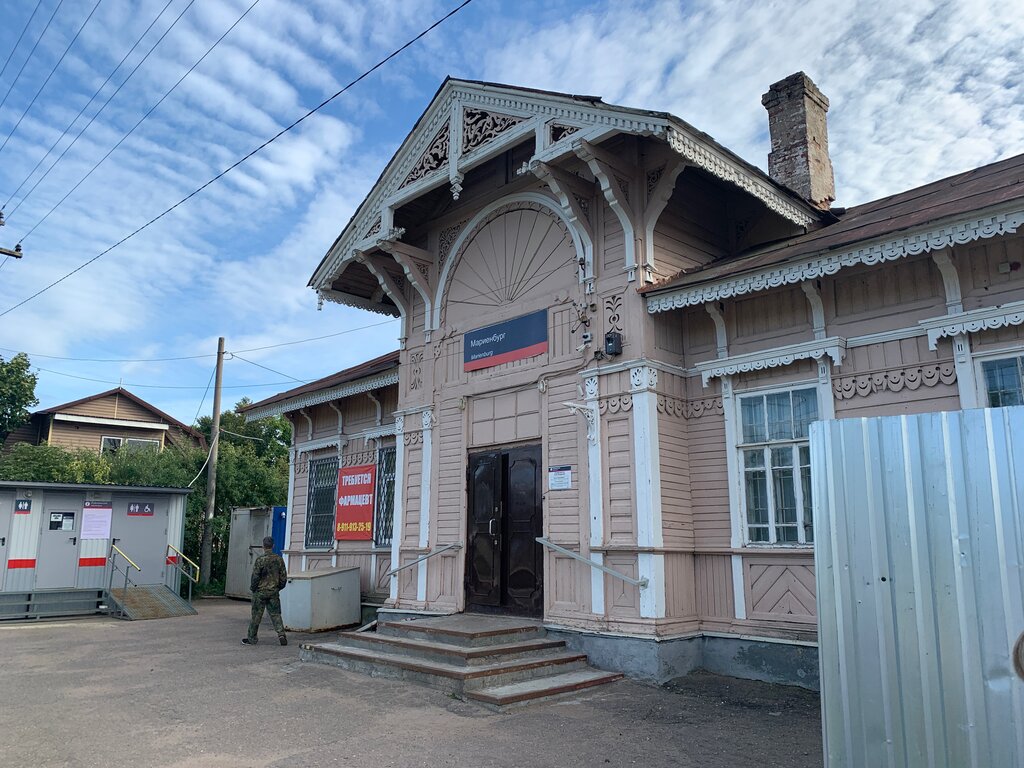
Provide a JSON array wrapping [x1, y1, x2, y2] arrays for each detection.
[[525, 160, 596, 283], [361, 253, 412, 320], [564, 401, 599, 445], [378, 239, 436, 335], [574, 139, 642, 281], [642, 159, 688, 279]]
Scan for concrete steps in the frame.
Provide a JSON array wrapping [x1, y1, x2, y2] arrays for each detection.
[[300, 614, 621, 708]]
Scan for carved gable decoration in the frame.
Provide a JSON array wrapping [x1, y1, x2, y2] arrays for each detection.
[[402, 123, 450, 188], [462, 108, 526, 155], [550, 123, 581, 144]]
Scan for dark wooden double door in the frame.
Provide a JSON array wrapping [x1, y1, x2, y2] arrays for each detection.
[[466, 445, 543, 616]]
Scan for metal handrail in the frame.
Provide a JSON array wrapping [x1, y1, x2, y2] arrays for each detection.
[[536, 537, 648, 589], [166, 544, 200, 603], [107, 543, 142, 619], [377, 543, 463, 589], [110, 544, 141, 573]]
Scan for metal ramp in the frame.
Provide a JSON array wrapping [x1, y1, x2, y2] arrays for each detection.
[[0, 588, 107, 621], [107, 584, 197, 620]]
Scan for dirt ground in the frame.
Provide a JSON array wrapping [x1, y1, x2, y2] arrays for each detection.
[[0, 599, 822, 767]]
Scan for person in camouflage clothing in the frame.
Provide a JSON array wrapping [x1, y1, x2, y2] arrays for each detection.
[[242, 536, 288, 646]]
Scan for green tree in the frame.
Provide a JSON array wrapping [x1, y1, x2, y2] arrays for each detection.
[[196, 397, 291, 463], [0, 353, 38, 442]]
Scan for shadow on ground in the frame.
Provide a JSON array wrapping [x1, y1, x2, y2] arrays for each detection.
[[0, 599, 821, 768]]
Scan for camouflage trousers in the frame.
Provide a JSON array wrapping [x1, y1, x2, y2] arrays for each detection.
[[247, 590, 285, 642]]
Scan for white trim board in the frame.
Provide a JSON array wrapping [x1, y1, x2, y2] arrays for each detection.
[[54, 413, 169, 430], [646, 207, 1024, 313], [244, 371, 399, 421]]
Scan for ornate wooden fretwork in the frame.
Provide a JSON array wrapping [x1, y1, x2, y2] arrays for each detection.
[[365, 217, 382, 238], [550, 123, 581, 144], [921, 299, 1024, 349], [402, 123, 450, 188], [605, 294, 623, 333], [438, 221, 466, 268], [646, 166, 665, 199], [696, 337, 846, 385], [656, 395, 724, 418], [409, 352, 423, 391], [648, 210, 1024, 313], [462, 108, 526, 155], [403, 431, 423, 446], [832, 362, 957, 400], [342, 449, 376, 467], [597, 395, 633, 414], [667, 129, 816, 228]]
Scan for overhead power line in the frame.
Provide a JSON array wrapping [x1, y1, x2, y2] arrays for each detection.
[[16, 0, 256, 240], [0, 0, 44, 82], [229, 352, 307, 384], [0, 317, 396, 362], [33, 363, 295, 390], [0, 0, 105, 159], [2, 0, 181, 212], [0, 0, 476, 320], [0, 0, 66, 117]]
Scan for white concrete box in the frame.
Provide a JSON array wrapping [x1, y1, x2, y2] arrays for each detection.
[[281, 566, 360, 631]]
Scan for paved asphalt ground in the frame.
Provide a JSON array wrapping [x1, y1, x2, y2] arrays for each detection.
[[0, 599, 822, 767]]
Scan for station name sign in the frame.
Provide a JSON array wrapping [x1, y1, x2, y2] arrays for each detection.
[[463, 309, 548, 372]]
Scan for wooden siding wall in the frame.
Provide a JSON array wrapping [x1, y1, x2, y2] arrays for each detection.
[[651, 172, 730, 277], [285, 383, 398, 595], [61, 393, 163, 422], [49, 422, 165, 451]]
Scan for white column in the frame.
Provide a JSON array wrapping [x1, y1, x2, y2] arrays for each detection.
[[416, 408, 434, 602], [952, 334, 979, 409], [389, 415, 405, 602], [630, 364, 665, 618], [583, 375, 605, 615], [721, 375, 746, 619]]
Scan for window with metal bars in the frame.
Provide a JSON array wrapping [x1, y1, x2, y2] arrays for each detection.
[[738, 387, 818, 546], [305, 456, 339, 549], [374, 446, 396, 547]]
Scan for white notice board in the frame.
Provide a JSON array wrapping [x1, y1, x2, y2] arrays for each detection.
[[81, 503, 112, 540]]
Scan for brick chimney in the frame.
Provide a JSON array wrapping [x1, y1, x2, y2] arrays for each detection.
[[761, 72, 835, 210]]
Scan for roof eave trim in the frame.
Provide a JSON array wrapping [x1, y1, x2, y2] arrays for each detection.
[[245, 370, 400, 421], [646, 205, 1024, 313], [665, 124, 817, 228], [317, 287, 401, 317]]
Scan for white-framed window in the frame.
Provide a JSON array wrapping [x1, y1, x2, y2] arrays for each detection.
[[737, 386, 818, 545], [979, 353, 1024, 407], [126, 438, 160, 451], [102, 436, 160, 453]]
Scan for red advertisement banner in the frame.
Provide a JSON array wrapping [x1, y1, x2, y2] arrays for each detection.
[[335, 464, 375, 541]]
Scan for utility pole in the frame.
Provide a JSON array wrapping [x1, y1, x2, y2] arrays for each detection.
[[0, 211, 24, 259], [200, 336, 224, 586]]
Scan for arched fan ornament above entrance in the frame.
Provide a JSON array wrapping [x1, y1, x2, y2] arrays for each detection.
[[435, 194, 585, 328]]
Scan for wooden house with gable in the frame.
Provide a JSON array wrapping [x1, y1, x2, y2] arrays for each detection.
[[252, 72, 1024, 687]]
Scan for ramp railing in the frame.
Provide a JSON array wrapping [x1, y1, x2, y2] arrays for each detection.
[[165, 544, 200, 603], [106, 543, 141, 618]]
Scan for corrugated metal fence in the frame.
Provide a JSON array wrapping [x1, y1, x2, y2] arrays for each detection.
[[812, 407, 1024, 768]]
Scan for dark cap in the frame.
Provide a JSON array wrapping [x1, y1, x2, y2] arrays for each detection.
[[262, 536, 275, 549]]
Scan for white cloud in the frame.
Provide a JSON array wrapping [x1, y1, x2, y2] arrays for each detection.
[[0, 0, 1018, 420]]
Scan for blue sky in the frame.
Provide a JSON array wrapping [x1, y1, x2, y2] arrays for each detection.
[[0, 0, 1020, 424]]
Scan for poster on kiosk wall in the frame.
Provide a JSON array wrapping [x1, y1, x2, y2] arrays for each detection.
[[335, 464, 375, 541]]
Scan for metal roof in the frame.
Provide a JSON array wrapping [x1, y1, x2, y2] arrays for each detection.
[[0, 481, 192, 494]]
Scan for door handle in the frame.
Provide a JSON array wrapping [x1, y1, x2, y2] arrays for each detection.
[[69, 536, 78, 545], [488, 519, 497, 536], [0, 537, 5, 546]]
